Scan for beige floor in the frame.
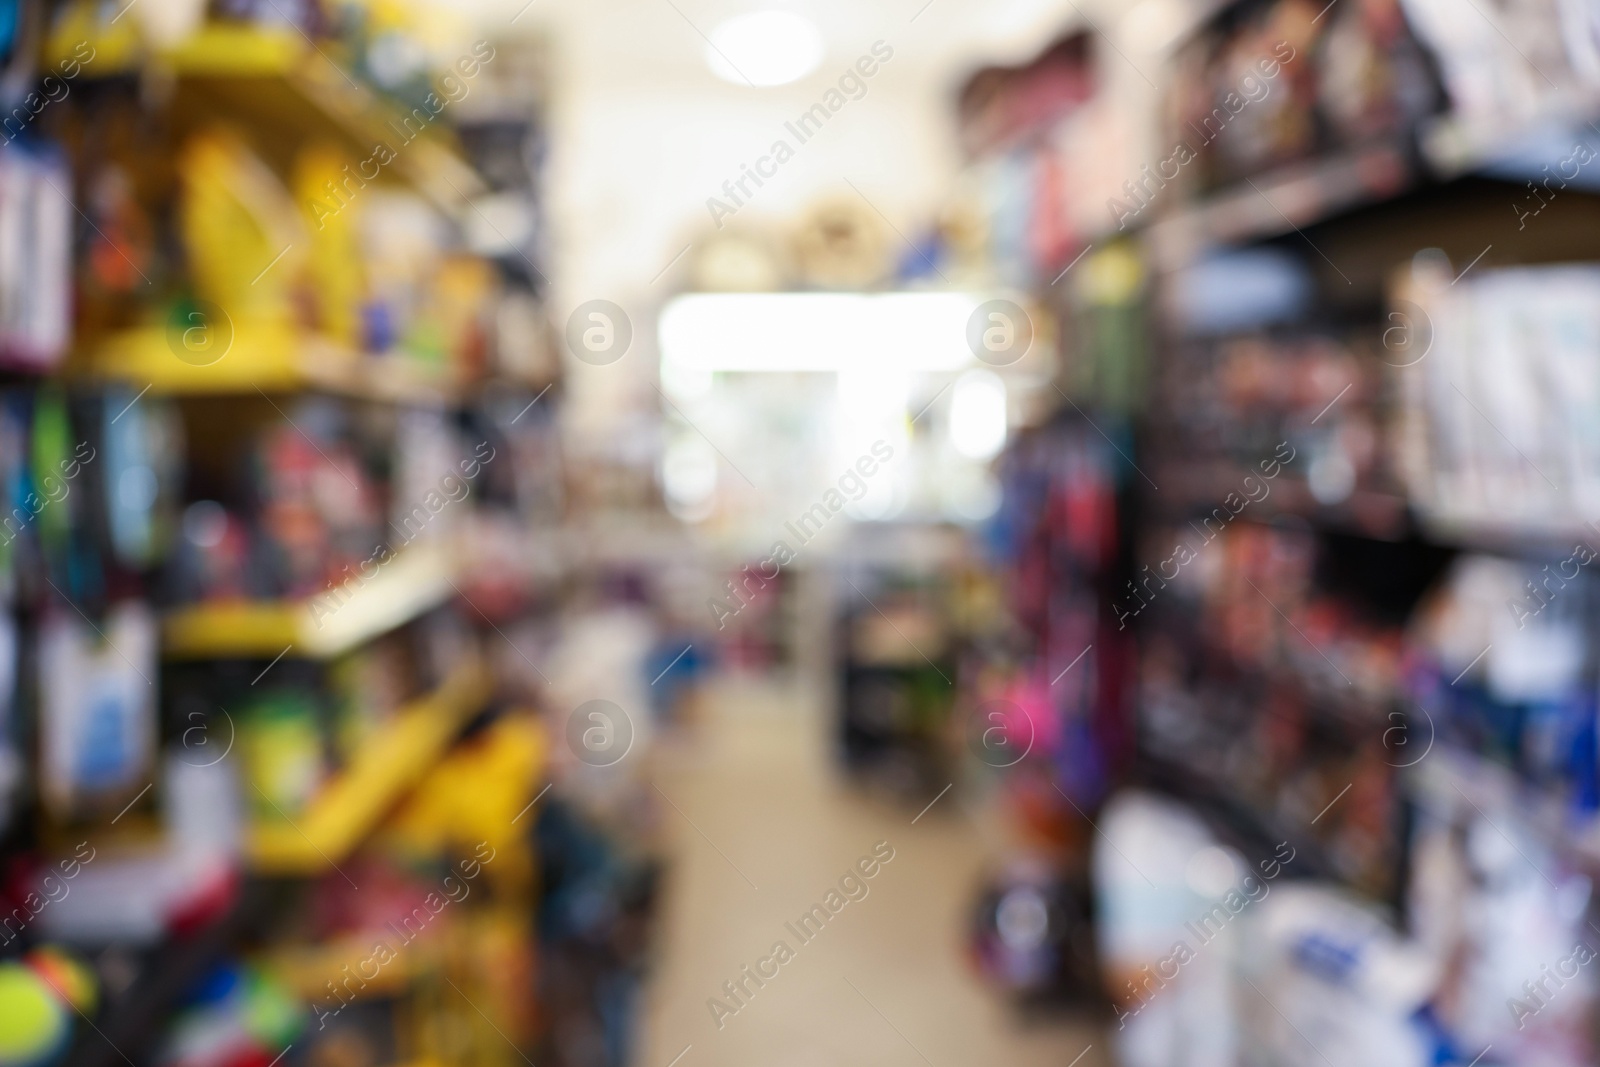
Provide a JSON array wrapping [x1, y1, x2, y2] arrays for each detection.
[[634, 675, 1110, 1067]]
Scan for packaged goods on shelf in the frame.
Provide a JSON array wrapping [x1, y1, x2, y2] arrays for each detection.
[[1134, 519, 1418, 900], [1160, 0, 1443, 196], [38, 604, 157, 824], [0, 614, 15, 836], [1407, 748, 1599, 1066], [953, 408, 1140, 1003], [969, 858, 1099, 998], [0, 12, 615, 1067], [1079, 4, 1600, 1055], [986, 414, 1135, 809], [943, 31, 1154, 1012], [1153, 252, 1408, 538], [1407, 554, 1600, 824], [0, 150, 72, 371], [1241, 885, 1444, 1067], [1401, 0, 1600, 167], [1395, 259, 1600, 539], [534, 796, 660, 1067], [953, 30, 1129, 278], [1091, 792, 1246, 1067], [837, 567, 955, 791]]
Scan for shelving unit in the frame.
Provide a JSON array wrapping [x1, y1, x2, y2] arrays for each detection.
[[248, 656, 495, 874], [1111, 0, 1600, 1060], [163, 539, 458, 660], [43, 22, 488, 214], [1152, 458, 1411, 540], [61, 888, 265, 1067], [0, 6, 567, 1067], [1139, 165, 1600, 854], [1147, 138, 1414, 268], [81, 325, 471, 404]]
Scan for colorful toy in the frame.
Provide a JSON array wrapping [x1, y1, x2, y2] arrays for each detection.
[[0, 962, 69, 1067]]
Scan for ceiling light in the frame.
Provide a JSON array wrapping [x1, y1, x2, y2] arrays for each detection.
[[706, 11, 825, 87]]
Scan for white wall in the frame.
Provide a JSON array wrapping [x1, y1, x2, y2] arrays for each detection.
[[456, 0, 1194, 444]]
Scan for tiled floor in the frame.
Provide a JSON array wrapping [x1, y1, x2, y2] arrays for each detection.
[[634, 675, 1110, 1067]]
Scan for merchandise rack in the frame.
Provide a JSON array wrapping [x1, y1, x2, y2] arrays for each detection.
[[950, 13, 1600, 1046], [1145, 137, 1415, 269], [246, 656, 498, 874], [0, 6, 565, 1067], [1130, 0, 1600, 916], [953, 10, 1600, 1059], [162, 539, 457, 660], [61, 886, 264, 1067], [1140, 168, 1600, 836], [44, 21, 489, 214], [79, 327, 476, 404]]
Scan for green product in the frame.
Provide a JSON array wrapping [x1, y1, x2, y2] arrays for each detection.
[[240, 693, 325, 820], [29, 389, 73, 552]]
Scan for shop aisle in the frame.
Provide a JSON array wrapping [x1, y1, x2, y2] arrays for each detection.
[[636, 674, 1107, 1067]]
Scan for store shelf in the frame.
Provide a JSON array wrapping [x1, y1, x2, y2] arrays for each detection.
[[157, 23, 313, 76], [1411, 745, 1600, 884], [1135, 750, 1371, 894], [1420, 99, 1600, 178], [262, 934, 418, 998], [1414, 512, 1600, 558], [248, 656, 494, 875], [163, 539, 457, 660], [62, 886, 260, 1067], [45, 23, 487, 214], [1147, 140, 1414, 266], [243, 44, 488, 215], [1228, 657, 1396, 731], [83, 322, 467, 404], [1159, 618, 1399, 736], [1154, 461, 1412, 542]]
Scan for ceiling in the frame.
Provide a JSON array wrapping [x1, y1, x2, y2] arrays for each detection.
[[434, 0, 1196, 441]]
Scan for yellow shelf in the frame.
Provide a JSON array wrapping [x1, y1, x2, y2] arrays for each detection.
[[248, 657, 494, 875], [382, 716, 547, 892], [261, 934, 418, 998], [162, 600, 298, 660], [163, 539, 457, 660], [45, 23, 487, 214], [160, 24, 305, 76], [277, 49, 490, 215], [83, 322, 465, 404]]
